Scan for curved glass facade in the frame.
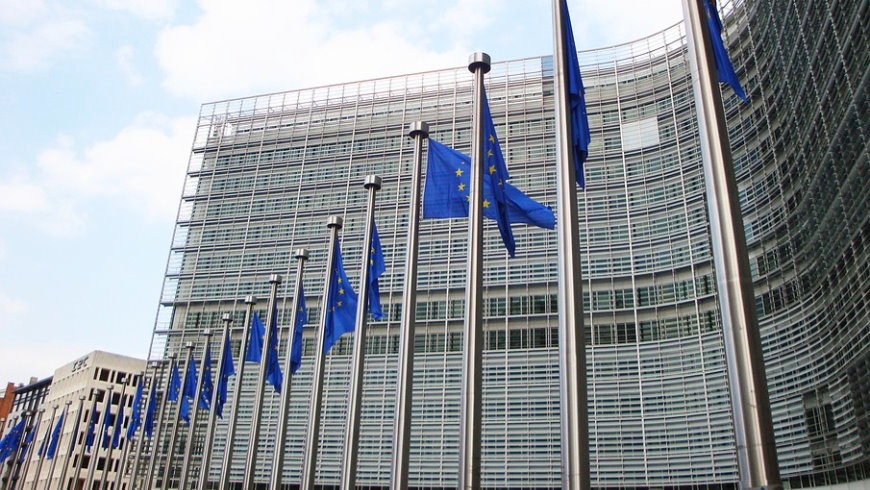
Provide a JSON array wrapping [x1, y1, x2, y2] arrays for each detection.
[[142, 0, 868, 487]]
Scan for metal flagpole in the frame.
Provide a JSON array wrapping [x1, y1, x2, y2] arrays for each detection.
[[390, 121, 429, 490], [243, 275, 282, 489], [113, 371, 144, 490], [340, 175, 382, 490], [145, 355, 176, 490], [270, 249, 309, 489], [219, 297, 257, 490], [99, 377, 129, 489], [42, 400, 71, 490], [681, 1, 781, 487], [84, 386, 113, 490], [179, 330, 213, 489], [198, 314, 232, 489], [27, 406, 56, 490], [73, 394, 97, 490], [160, 343, 194, 490], [55, 395, 85, 490], [0, 414, 18, 489], [131, 367, 162, 489], [301, 215, 343, 490], [4, 412, 31, 490], [15, 408, 43, 490], [458, 51, 489, 490], [551, 2, 590, 488]]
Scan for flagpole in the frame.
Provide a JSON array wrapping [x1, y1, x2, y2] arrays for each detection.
[[243, 274, 281, 489], [271, 249, 309, 489], [131, 366, 161, 489], [26, 406, 56, 489], [115, 370, 145, 489], [41, 400, 70, 490], [145, 355, 176, 490], [391, 121, 429, 490], [100, 377, 129, 489], [73, 394, 97, 490], [160, 343, 194, 490], [5, 412, 32, 490], [340, 175, 382, 490], [84, 386, 112, 490], [682, 1, 781, 487], [179, 330, 213, 489], [16, 408, 44, 490], [54, 395, 84, 490], [219, 297, 257, 490], [301, 215, 343, 490], [199, 314, 232, 489], [551, 2, 591, 489], [458, 51, 489, 490]]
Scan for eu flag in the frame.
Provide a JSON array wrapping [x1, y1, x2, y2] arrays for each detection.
[[144, 386, 157, 438], [0, 419, 25, 463], [180, 358, 197, 424], [216, 329, 235, 418], [46, 413, 64, 459], [264, 305, 283, 393], [110, 395, 124, 449], [17, 423, 34, 463], [290, 286, 307, 374], [100, 392, 113, 449], [37, 423, 50, 457], [561, 0, 592, 188], [126, 381, 144, 440], [703, 0, 748, 102], [480, 88, 516, 256], [367, 223, 386, 320], [199, 343, 214, 410], [422, 139, 555, 230], [323, 237, 358, 354], [168, 363, 181, 402], [85, 404, 98, 451], [245, 312, 265, 363]]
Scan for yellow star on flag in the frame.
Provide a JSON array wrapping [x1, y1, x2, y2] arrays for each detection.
[[455, 169, 463, 177], [458, 183, 465, 191], [483, 200, 491, 208], [489, 165, 496, 174], [488, 134, 495, 143], [487, 149, 493, 157]]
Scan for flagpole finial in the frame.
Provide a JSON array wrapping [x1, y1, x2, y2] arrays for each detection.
[[269, 273, 282, 284], [468, 52, 491, 74], [295, 248, 309, 260], [185, 342, 194, 349], [327, 215, 343, 229], [203, 329, 212, 337], [66, 400, 72, 406], [364, 175, 382, 190], [221, 313, 232, 323], [245, 295, 257, 304], [407, 121, 429, 138]]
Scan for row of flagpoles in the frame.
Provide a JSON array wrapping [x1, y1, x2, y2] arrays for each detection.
[[0, 1, 779, 488]]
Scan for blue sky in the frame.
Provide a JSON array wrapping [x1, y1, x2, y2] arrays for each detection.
[[0, 0, 682, 382]]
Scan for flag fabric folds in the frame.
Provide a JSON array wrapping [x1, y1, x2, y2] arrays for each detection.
[[323, 238, 358, 354], [216, 329, 235, 418], [101, 392, 113, 449], [422, 139, 556, 230], [0, 419, 25, 463], [703, 0, 748, 102], [66, 407, 81, 455], [245, 312, 266, 363], [180, 359, 197, 424], [561, 0, 592, 188], [480, 89, 516, 256], [37, 423, 50, 457], [17, 423, 34, 463], [85, 404, 98, 451], [46, 413, 64, 459], [367, 223, 386, 320], [265, 306, 283, 393], [144, 386, 157, 438], [199, 343, 214, 410], [127, 381, 144, 440], [168, 363, 181, 402], [290, 286, 307, 374], [110, 394, 124, 449]]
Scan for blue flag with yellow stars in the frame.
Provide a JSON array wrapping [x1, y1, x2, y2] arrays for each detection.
[[144, 385, 157, 438], [101, 391, 113, 449], [216, 329, 235, 418], [199, 343, 214, 410], [703, 0, 748, 102], [368, 223, 386, 320], [0, 419, 24, 463], [323, 237, 358, 354], [126, 381, 144, 440], [422, 139, 555, 231], [480, 89, 515, 256], [179, 358, 197, 424], [84, 402, 98, 451], [245, 312, 265, 363], [561, 0, 592, 188], [167, 363, 181, 402], [110, 394, 124, 449], [264, 304, 283, 393], [290, 286, 306, 374]]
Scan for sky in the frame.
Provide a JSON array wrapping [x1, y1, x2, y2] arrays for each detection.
[[0, 0, 683, 383]]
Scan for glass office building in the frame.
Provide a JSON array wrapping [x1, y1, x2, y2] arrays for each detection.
[[141, 0, 868, 487]]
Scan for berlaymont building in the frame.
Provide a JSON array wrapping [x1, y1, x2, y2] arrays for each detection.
[[139, 0, 868, 487]]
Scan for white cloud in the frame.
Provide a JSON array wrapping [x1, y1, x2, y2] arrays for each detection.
[[91, 0, 177, 20], [1, 17, 90, 70], [0, 113, 194, 235], [116, 45, 143, 85], [155, 0, 470, 100], [0, 293, 26, 316], [571, 0, 683, 48], [0, 0, 48, 26]]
